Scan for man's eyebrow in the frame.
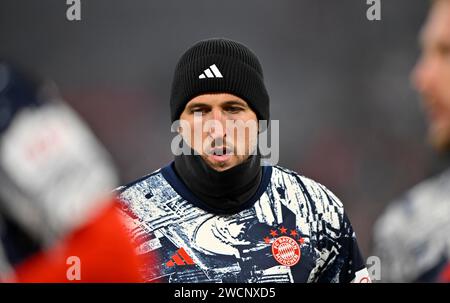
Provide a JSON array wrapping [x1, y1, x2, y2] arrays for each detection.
[[222, 100, 248, 107], [187, 100, 248, 109], [186, 102, 211, 109]]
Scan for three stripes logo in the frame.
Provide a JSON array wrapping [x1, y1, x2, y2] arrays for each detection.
[[198, 64, 223, 79], [166, 247, 196, 267]]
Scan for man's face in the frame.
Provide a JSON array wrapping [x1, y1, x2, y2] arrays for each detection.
[[179, 93, 258, 172], [413, 0, 450, 152]]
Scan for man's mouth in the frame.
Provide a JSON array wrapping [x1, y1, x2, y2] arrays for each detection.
[[208, 147, 232, 162]]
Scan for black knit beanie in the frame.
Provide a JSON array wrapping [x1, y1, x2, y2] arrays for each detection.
[[169, 38, 270, 122]]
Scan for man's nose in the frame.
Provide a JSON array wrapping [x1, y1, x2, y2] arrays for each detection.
[[207, 109, 227, 138], [412, 55, 438, 95]]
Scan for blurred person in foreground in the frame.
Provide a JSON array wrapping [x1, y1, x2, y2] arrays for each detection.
[[0, 61, 143, 282], [116, 38, 370, 283], [373, 0, 450, 283]]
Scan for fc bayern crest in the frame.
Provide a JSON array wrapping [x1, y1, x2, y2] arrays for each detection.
[[271, 236, 301, 266], [264, 226, 304, 267]]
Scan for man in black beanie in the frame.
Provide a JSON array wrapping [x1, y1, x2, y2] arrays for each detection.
[[372, 0, 450, 282], [117, 38, 369, 283]]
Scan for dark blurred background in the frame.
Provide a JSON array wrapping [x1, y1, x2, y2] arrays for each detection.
[[0, 0, 440, 256]]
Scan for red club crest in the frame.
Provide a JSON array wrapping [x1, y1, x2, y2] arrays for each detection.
[[264, 226, 304, 267]]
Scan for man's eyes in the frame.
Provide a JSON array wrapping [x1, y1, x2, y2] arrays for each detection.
[[190, 106, 244, 114], [190, 107, 209, 114], [224, 106, 244, 113], [438, 44, 450, 57]]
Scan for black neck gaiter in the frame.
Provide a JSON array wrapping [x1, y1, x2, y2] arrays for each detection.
[[173, 150, 262, 214]]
